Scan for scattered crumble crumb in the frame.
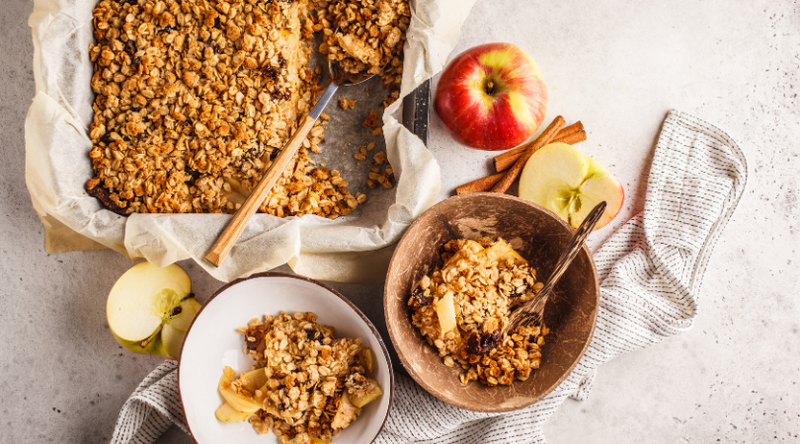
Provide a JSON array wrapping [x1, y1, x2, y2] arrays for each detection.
[[363, 110, 381, 128]]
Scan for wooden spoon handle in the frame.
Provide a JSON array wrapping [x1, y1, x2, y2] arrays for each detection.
[[205, 114, 317, 266]]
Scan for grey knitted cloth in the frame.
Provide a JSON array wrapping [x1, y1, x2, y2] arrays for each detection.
[[111, 110, 747, 444]]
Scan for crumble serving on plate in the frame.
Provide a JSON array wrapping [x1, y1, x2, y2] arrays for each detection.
[[216, 311, 382, 444], [409, 238, 550, 386], [86, 0, 408, 216]]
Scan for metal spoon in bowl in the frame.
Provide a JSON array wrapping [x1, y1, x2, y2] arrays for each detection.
[[504, 201, 607, 335], [205, 50, 378, 266]]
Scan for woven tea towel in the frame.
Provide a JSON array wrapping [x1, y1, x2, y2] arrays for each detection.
[[110, 110, 748, 444]]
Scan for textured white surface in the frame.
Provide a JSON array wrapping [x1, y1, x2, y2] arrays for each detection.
[[1, 1, 799, 443]]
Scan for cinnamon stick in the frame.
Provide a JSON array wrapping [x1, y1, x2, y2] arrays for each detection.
[[493, 121, 584, 172], [458, 130, 580, 193], [490, 115, 565, 193], [555, 129, 587, 145], [455, 172, 504, 195], [494, 129, 586, 172]]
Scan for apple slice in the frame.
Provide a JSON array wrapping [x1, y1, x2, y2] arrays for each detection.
[[483, 238, 527, 266], [331, 392, 361, 430], [218, 367, 263, 413], [106, 261, 202, 359], [349, 378, 383, 408], [519, 142, 624, 230], [359, 347, 376, 373], [215, 402, 252, 422], [240, 368, 268, 394], [435, 292, 458, 334]]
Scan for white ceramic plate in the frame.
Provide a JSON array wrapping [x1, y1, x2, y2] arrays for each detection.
[[179, 273, 393, 444]]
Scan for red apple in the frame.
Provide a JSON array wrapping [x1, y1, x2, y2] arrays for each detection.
[[435, 42, 548, 151]]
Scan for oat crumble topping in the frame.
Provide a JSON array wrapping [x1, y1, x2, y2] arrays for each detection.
[[318, 0, 409, 107], [86, 0, 407, 217], [409, 238, 550, 386], [338, 97, 355, 110], [218, 311, 382, 443]]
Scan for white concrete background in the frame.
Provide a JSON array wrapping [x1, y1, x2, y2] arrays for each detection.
[[1, 0, 798, 443]]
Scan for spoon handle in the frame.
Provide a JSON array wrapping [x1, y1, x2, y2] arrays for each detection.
[[206, 83, 341, 266], [204, 113, 318, 266], [536, 201, 606, 301]]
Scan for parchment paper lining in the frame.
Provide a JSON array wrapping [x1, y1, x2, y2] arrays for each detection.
[[25, 0, 477, 282]]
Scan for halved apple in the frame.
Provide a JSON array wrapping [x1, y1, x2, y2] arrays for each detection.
[[106, 261, 202, 359], [519, 142, 624, 230]]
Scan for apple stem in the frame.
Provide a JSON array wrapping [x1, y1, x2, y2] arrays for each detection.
[[486, 80, 495, 95]]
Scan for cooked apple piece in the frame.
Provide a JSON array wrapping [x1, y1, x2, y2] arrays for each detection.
[[519, 142, 624, 230], [218, 367, 262, 413], [349, 378, 383, 408], [106, 261, 201, 359], [359, 347, 376, 373], [331, 392, 361, 430], [215, 402, 252, 422], [287, 436, 326, 444], [252, 381, 271, 405], [435, 292, 457, 334], [240, 368, 268, 393], [484, 238, 527, 266]]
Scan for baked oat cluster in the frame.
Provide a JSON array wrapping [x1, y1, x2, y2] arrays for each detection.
[[217, 311, 382, 443], [409, 238, 550, 386], [86, 0, 407, 217]]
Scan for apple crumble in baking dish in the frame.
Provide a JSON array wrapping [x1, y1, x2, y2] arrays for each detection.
[[86, 0, 409, 217]]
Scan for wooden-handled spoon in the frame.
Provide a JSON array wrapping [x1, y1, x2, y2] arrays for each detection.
[[205, 56, 378, 266]]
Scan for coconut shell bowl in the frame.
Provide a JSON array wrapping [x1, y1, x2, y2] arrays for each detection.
[[384, 193, 599, 412]]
